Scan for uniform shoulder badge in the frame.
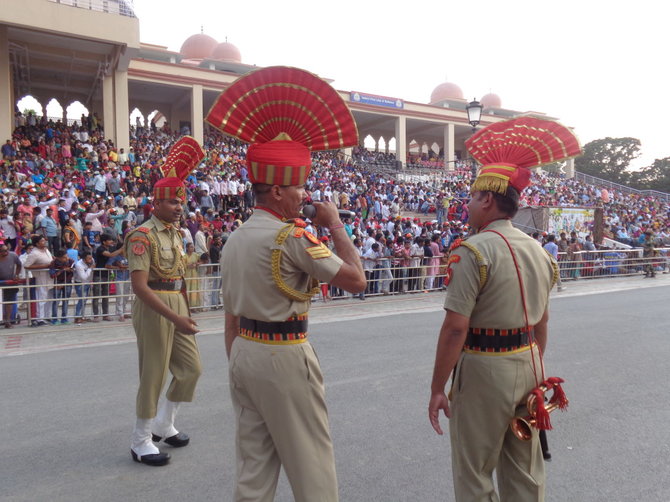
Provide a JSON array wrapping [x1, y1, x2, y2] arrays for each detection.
[[132, 242, 147, 256], [293, 227, 306, 238], [305, 244, 332, 260], [136, 226, 151, 234], [304, 231, 320, 245], [449, 238, 463, 252], [292, 218, 307, 228]]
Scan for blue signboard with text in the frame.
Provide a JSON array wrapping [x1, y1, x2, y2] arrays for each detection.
[[350, 91, 404, 109]]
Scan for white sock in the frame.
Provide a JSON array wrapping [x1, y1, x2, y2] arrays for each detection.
[[131, 418, 160, 457], [153, 400, 180, 438]]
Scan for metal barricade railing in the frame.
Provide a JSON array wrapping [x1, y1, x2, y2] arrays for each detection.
[[4, 249, 667, 326], [555, 247, 669, 280]]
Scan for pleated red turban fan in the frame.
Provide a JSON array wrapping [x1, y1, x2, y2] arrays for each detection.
[[153, 136, 206, 202], [206, 66, 359, 186], [466, 117, 582, 195]]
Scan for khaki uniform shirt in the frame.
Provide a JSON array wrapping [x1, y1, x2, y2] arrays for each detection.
[[221, 208, 343, 322], [444, 219, 556, 328], [125, 215, 185, 279]]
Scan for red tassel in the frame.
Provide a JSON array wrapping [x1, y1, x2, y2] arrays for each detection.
[[531, 388, 552, 430], [546, 377, 569, 410]]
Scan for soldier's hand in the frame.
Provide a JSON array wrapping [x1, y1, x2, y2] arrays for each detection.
[[428, 391, 451, 435], [310, 201, 340, 228], [174, 315, 199, 335]]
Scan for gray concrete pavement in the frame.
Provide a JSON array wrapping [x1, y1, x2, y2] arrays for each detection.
[[1, 276, 670, 501]]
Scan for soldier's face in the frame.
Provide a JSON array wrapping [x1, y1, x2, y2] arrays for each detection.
[[467, 192, 486, 229], [154, 198, 183, 223], [277, 185, 307, 219]]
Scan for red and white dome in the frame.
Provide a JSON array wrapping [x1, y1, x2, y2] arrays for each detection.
[[480, 93, 502, 109], [430, 82, 464, 104], [212, 42, 241, 63], [180, 33, 218, 60]]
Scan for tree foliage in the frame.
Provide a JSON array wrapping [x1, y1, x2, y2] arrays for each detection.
[[630, 157, 670, 193], [574, 137, 641, 184]]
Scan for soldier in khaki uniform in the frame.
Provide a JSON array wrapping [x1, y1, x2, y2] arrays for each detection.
[[126, 137, 205, 467], [428, 117, 580, 502], [207, 67, 366, 502]]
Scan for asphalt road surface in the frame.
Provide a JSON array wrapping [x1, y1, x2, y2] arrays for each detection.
[[2, 285, 669, 501]]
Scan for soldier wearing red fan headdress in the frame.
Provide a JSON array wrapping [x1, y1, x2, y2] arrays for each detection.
[[428, 117, 580, 501], [125, 136, 205, 467], [207, 66, 366, 502]]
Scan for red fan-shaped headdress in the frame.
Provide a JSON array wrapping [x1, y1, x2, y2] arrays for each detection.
[[206, 66, 358, 186], [466, 117, 582, 194], [153, 136, 205, 202]]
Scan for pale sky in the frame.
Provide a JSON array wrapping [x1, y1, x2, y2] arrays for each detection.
[[134, 0, 668, 169]]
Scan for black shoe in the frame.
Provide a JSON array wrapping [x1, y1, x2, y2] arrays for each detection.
[[152, 432, 190, 447], [131, 449, 170, 466]]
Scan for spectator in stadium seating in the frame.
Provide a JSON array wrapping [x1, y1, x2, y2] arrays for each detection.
[[49, 248, 74, 324], [0, 243, 22, 328], [23, 235, 53, 326]]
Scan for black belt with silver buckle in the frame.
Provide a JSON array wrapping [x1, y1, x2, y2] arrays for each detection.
[[147, 279, 183, 291]]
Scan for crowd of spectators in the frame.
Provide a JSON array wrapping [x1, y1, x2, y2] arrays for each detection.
[[0, 112, 668, 326]]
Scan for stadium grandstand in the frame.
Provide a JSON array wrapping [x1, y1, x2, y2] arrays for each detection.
[[0, 0, 667, 328]]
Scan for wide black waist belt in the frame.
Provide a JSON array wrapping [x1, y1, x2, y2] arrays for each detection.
[[464, 326, 533, 354], [239, 314, 308, 344], [147, 279, 183, 291]]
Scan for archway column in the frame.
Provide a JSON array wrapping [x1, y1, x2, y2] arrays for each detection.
[[102, 75, 115, 142], [0, 26, 12, 143], [395, 115, 406, 169], [443, 123, 455, 170], [190, 84, 203, 145], [113, 70, 130, 152], [565, 158, 575, 178]]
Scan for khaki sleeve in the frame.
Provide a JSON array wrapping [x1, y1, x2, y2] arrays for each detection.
[[126, 231, 151, 273], [283, 230, 343, 284], [443, 247, 484, 318]]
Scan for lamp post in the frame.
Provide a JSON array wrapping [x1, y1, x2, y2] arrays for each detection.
[[466, 99, 483, 134], [465, 99, 483, 179]]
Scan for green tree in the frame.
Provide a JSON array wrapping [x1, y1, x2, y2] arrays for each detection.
[[574, 137, 641, 184], [630, 157, 670, 192]]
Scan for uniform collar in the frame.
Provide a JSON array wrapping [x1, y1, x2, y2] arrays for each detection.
[[150, 214, 175, 232], [254, 205, 286, 222], [478, 218, 512, 232]]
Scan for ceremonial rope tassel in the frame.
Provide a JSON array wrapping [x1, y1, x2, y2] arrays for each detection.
[[545, 376, 569, 410], [483, 228, 568, 431]]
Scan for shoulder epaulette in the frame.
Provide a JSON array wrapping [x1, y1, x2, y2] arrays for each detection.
[[453, 240, 488, 290], [291, 218, 307, 228], [136, 226, 151, 234]]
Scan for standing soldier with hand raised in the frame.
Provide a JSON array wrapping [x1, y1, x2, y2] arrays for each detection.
[[208, 66, 366, 502]]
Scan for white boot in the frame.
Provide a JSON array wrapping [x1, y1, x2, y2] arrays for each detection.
[[131, 418, 160, 457], [153, 400, 180, 438]]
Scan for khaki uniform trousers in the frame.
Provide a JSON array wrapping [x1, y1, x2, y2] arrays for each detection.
[[450, 348, 545, 502], [229, 336, 338, 502], [133, 291, 202, 418]]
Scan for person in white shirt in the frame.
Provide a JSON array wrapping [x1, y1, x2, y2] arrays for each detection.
[[194, 224, 208, 256], [363, 243, 382, 294], [73, 251, 95, 323], [0, 208, 18, 249]]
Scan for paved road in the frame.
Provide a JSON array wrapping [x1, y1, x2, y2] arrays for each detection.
[[1, 276, 669, 501]]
